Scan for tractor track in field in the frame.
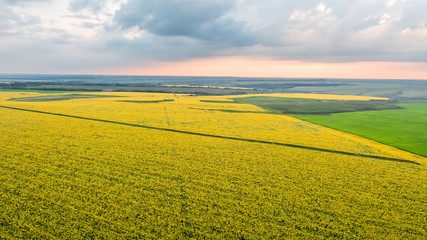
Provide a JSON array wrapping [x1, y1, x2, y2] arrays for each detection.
[[0, 105, 421, 165]]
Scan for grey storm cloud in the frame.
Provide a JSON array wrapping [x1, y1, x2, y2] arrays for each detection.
[[113, 0, 254, 45], [107, 0, 427, 62]]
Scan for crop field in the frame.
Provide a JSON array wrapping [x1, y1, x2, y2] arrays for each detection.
[[9, 94, 118, 102], [294, 103, 427, 157], [0, 91, 426, 239], [228, 96, 401, 115]]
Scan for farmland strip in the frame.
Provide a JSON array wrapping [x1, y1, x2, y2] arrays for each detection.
[[0, 105, 420, 165]]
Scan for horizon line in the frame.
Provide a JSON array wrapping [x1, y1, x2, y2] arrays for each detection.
[[1, 72, 426, 81]]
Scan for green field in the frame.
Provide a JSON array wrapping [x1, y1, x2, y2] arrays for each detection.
[[231, 96, 401, 115], [119, 99, 174, 103], [294, 103, 427, 157]]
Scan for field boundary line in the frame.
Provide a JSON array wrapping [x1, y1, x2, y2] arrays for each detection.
[[0, 105, 420, 165]]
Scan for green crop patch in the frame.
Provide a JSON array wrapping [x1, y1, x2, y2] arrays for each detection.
[[199, 100, 236, 104], [119, 99, 174, 103], [294, 103, 427, 157], [231, 96, 402, 115]]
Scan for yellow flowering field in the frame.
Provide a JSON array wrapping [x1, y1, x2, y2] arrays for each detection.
[[0, 91, 425, 239], [1, 91, 420, 161]]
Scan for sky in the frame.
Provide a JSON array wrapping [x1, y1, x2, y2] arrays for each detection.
[[1, 0, 427, 79]]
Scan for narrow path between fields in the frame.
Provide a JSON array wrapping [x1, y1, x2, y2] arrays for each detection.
[[0, 105, 421, 165]]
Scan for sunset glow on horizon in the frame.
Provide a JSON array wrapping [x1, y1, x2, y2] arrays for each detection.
[[109, 57, 427, 80]]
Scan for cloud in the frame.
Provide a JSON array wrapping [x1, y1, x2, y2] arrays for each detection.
[[113, 0, 254, 46], [239, 0, 427, 62], [0, 5, 41, 36], [1, 0, 427, 74], [400, 0, 427, 28], [106, 0, 427, 62], [4, 0, 50, 4]]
